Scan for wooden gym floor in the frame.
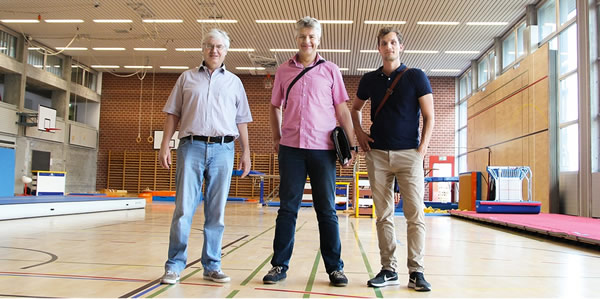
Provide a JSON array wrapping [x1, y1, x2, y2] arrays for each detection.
[[0, 202, 599, 298]]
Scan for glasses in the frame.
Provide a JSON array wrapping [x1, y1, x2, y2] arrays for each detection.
[[203, 43, 226, 51]]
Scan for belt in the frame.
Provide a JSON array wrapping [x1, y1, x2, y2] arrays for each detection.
[[182, 135, 234, 143]]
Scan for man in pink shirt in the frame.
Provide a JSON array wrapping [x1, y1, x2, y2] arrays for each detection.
[[263, 16, 356, 287]]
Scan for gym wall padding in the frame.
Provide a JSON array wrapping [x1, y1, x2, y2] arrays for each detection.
[[0, 147, 15, 196]]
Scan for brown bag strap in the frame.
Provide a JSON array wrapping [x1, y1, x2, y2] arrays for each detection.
[[374, 68, 409, 118]]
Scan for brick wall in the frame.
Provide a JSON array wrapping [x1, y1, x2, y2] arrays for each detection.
[[97, 73, 456, 192]]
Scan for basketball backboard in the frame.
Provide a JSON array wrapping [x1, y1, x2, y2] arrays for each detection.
[[37, 105, 56, 132]]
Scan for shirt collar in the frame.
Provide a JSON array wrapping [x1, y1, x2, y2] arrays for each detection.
[[199, 61, 226, 73], [376, 63, 407, 77], [288, 53, 325, 68]]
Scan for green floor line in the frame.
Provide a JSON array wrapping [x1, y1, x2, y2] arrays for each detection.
[[303, 250, 321, 299], [226, 290, 240, 298], [146, 225, 275, 298], [351, 221, 383, 298], [240, 253, 273, 286]]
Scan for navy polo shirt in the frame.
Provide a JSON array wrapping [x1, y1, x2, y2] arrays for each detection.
[[356, 64, 432, 150]]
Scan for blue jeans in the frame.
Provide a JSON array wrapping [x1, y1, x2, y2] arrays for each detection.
[[165, 138, 234, 274], [271, 145, 343, 274]]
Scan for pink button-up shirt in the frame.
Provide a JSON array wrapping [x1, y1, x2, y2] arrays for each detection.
[[271, 54, 349, 150]]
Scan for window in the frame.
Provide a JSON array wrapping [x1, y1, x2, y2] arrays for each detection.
[[502, 31, 516, 69], [538, 0, 557, 42], [27, 45, 64, 78], [71, 63, 97, 91], [477, 51, 494, 88], [559, 0, 576, 25], [459, 70, 472, 100], [0, 30, 17, 58], [24, 83, 53, 111], [516, 23, 526, 58], [69, 93, 100, 128]]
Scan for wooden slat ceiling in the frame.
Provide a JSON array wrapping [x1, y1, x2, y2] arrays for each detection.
[[0, 0, 538, 76]]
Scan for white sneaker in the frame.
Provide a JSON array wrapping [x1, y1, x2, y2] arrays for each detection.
[[203, 270, 230, 283], [161, 270, 180, 284]]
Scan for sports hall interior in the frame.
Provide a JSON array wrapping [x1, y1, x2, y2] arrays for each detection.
[[0, 0, 599, 298]]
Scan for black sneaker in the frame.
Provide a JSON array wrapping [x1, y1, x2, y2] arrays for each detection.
[[328, 270, 348, 287], [263, 266, 286, 284], [367, 270, 400, 287], [408, 272, 431, 292]]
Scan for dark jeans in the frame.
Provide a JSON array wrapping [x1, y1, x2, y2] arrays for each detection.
[[271, 145, 344, 274]]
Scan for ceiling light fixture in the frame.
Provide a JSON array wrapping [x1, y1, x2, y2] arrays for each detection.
[[318, 49, 351, 53], [417, 21, 460, 25], [339, 68, 349, 71], [124, 65, 153, 69], [92, 47, 126, 51], [364, 21, 406, 25], [227, 48, 256, 52], [142, 19, 183, 23], [175, 48, 203, 51], [92, 65, 120, 68], [197, 19, 238, 23], [360, 50, 378, 53], [56, 47, 88, 50], [134, 48, 167, 51], [160, 66, 189, 69], [93, 19, 133, 23], [319, 20, 353, 24], [270, 49, 297, 52], [466, 22, 508, 26], [357, 68, 377, 72], [44, 19, 84, 23], [1, 19, 40, 23]]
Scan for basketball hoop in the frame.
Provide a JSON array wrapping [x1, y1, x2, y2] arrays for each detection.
[[44, 128, 60, 133]]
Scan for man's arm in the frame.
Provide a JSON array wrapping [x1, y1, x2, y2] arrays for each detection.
[[335, 101, 357, 167], [417, 93, 435, 158], [350, 97, 374, 152], [158, 113, 180, 169], [236, 123, 251, 178], [270, 104, 282, 153]]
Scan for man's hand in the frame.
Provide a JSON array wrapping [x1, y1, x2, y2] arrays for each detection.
[[238, 151, 251, 178], [342, 150, 357, 168], [158, 146, 171, 169], [356, 129, 374, 152], [394, 192, 401, 205]]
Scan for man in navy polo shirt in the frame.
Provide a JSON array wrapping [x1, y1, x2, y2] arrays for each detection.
[[350, 27, 434, 292]]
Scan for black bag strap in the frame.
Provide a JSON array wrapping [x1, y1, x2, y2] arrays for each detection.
[[284, 59, 326, 109], [374, 67, 409, 118]]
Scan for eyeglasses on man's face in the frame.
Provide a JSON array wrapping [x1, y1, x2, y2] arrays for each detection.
[[203, 43, 226, 51]]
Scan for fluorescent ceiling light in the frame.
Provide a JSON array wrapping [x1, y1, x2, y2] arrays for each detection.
[[270, 49, 297, 52], [92, 65, 120, 68], [142, 19, 183, 23], [0, 47, 6, 50], [134, 48, 167, 51], [44, 19, 84, 23], [430, 69, 461, 72], [319, 20, 353, 24], [445, 51, 480, 54], [197, 19, 238, 23], [28, 47, 41, 50], [360, 50, 379, 53], [256, 20, 295, 23], [175, 48, 203, 51], [56, 47, 88, 50], [236, 67, 265, 70], [319, 49, 351, 53], [93, 19, 133, 23], [1, 19, 39, 23], [466, 22, 508, 26], [92, 47, 126, 51], [228, 48, 255, 52], [404, 50, 439, 54], [364, 20, 406, 25], [124, 65, 153, 69], [339, 68, 349, 71], [160, 66, 189, 69], [417, 21, 460, 25], [357, 68, 376, 72]]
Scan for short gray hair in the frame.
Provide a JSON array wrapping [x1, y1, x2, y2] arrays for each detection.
[[203, 28, 230, 50], [296, 16, 321, 38]]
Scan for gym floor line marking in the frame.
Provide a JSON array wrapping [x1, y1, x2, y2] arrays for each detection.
[[303, 250, 320, 298], [0, 246, 58, 270], [254, 287, 372, 298], [145, 226, 276, 298], [350, 222, 382, 298]]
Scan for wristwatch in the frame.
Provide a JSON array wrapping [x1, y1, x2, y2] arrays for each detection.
[[350, 146, 359, 153]]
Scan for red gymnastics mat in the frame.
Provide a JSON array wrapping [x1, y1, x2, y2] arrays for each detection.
[[450, 210, 600, 246]]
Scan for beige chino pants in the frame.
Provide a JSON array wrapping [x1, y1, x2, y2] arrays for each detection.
[[366, 149, 426, 274]]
